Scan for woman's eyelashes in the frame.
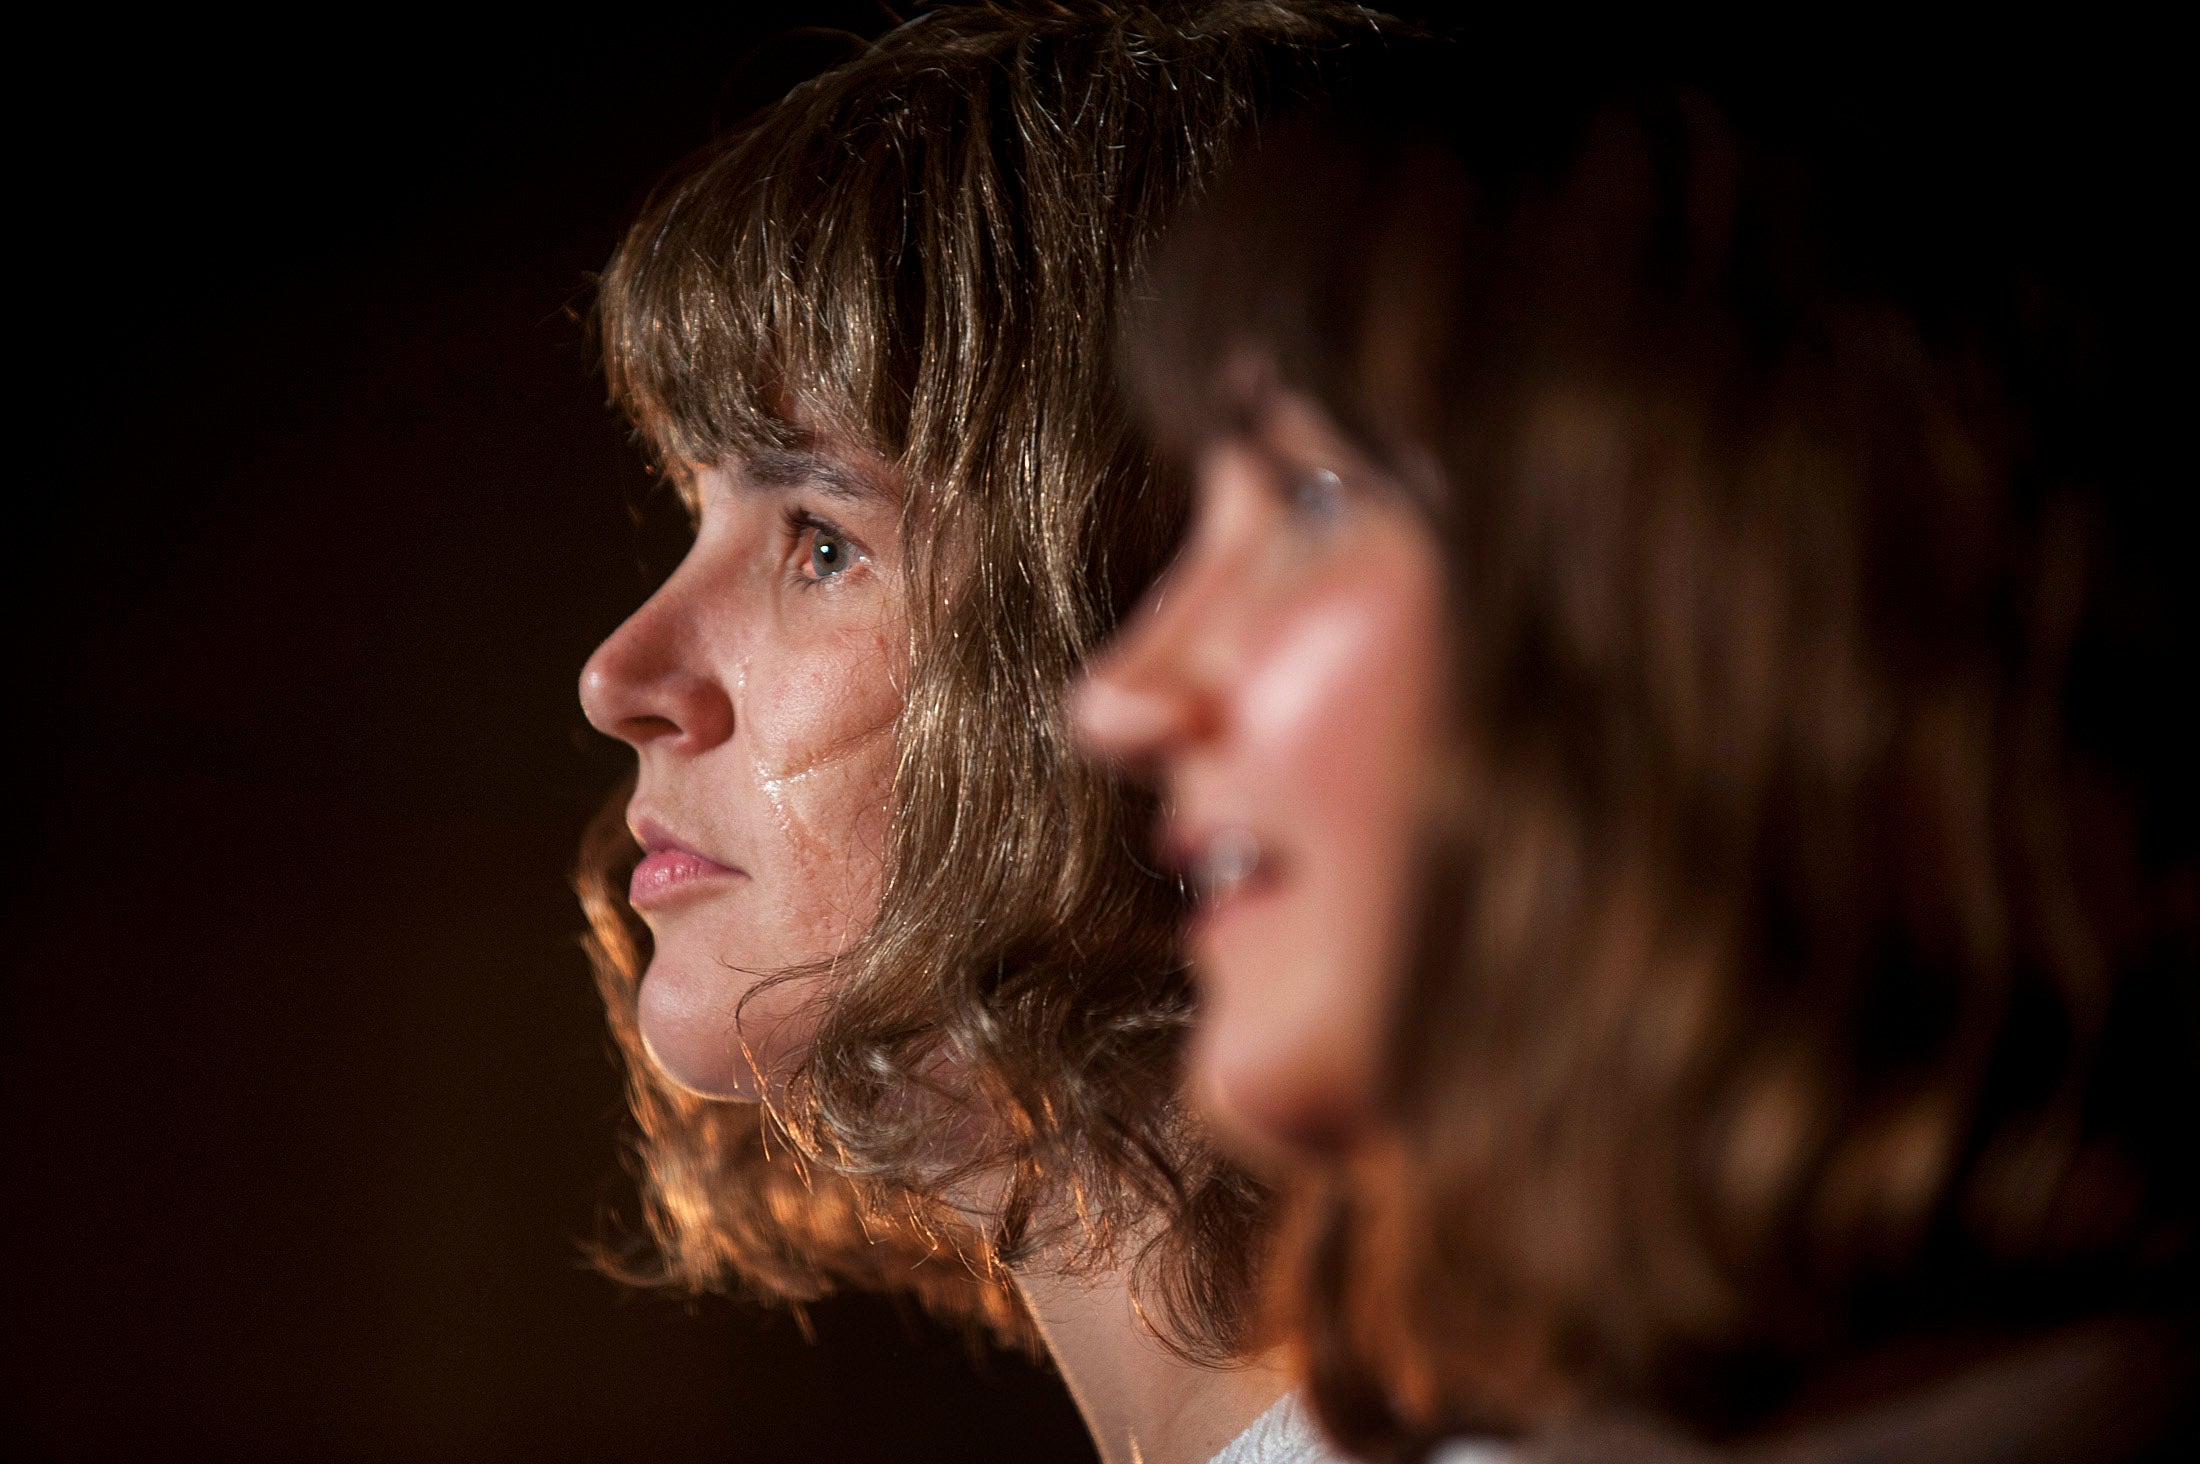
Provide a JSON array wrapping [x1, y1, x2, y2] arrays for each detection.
[[785, 507, 864, 586]]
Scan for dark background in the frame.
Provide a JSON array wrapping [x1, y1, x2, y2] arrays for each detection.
[[4, 7, 1096, 1461]]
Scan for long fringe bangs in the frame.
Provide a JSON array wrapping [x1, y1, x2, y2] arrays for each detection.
[[596, 55, 929, 474]]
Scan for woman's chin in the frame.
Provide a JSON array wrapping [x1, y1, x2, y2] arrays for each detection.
[[636, 964, 765, 1101], [1192, 1023, 1371, 1165]]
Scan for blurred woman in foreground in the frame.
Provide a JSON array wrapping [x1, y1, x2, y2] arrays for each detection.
[[1080, 70, 2197, 1461]]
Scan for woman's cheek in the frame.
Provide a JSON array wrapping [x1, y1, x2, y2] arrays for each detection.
[[745, 622, 904, 940], [1235, 562, 1446, 1127], [1236, 591, 1385, 749]]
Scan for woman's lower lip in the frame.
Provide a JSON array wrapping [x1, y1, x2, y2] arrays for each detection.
[[629, 849, 744, 909], [1187, 872, 1284, 947]]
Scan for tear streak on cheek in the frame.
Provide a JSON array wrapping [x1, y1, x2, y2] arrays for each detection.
[[752, 720, 899, 941], [751, 691, 900, 835], [753, 727, 894, 850], [742, 622, 904, 944]]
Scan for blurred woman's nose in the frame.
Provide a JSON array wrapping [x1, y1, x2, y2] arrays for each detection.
[[1071, 562, 1225, 769], [578, 583, 736, 754]]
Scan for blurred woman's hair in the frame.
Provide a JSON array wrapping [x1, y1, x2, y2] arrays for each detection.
[[1132, 63, 2197, 1446], [581, 2, 1399, 1356]]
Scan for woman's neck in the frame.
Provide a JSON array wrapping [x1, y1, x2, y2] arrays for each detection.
[[1013, 1261, 1292, 1464]]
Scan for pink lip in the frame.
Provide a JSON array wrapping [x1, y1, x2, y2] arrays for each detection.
[[628, 816, 745, 910]]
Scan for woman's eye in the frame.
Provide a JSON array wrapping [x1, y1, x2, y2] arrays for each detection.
[[807, 527, 852, 579], [1289, 465, 1346, 525]]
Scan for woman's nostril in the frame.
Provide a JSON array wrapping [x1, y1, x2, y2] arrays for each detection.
[[622, 713, 684, 743]]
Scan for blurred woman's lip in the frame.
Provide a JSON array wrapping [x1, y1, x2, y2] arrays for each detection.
[[628, 815, 745, 909], [1159, 818, 1284, 930]]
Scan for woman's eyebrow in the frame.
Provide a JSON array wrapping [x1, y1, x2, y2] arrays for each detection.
[[740, 446, 889, 505]]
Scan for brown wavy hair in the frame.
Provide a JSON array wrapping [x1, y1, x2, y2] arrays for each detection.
[[582, 2, 1405, 1357], [1131, 72, 2199, 1447]]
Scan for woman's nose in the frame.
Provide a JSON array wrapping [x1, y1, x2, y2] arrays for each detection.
[[578, 586, 736, 754], [1071, 567, 1224, 770]]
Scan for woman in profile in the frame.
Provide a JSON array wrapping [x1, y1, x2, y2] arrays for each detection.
[[1080, 67, 2197, 1461], [575, 6, 1400, 1462]]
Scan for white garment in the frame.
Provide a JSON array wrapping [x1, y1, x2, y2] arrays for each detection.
[[1429, 1440, 1513, 1464], [1205, 1392, 1350, 1464]]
